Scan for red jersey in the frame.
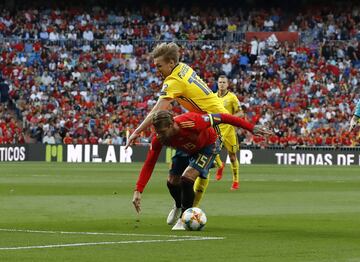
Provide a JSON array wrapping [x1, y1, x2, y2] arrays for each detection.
[[135, 112, 254, 192], [159, 113, 218, 154], [63, 136, 73, 144]]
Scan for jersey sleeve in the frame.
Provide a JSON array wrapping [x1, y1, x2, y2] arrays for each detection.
[[210, 113, 254, 132], [233, 96, 241, 113], [159, 78, 184, 100], [135, 135, 163, 193]]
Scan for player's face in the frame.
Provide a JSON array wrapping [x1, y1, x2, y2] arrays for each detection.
[[155, 125, 176, 144], [217, 77, 229, 92], [154, 56, 175, 78]]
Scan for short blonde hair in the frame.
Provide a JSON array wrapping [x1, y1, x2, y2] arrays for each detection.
[[151, 42, 180, 64]]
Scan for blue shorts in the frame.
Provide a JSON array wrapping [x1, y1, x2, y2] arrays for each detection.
[[169, 139, 221, 179], [355, 100, 360, 117]]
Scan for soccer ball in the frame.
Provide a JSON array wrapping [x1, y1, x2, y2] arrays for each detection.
[[181, 207, 207, 231]]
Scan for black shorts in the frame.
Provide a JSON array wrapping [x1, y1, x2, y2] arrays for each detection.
[[169, 139, 221, 179]]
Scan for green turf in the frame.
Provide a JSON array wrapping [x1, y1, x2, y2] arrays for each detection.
[[0, 163, 360, 262]]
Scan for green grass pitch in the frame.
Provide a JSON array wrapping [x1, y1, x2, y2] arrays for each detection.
[[0, 162, 360, 262]]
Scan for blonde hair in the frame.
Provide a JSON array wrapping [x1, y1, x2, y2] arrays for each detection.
[[151, 42, 180, 63]]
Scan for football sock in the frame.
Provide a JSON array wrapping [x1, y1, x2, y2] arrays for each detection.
[[193, 176, 209, 207], [167, 181, 182, 208], [214, 154, 222, 168], [231, 159, 239, 183], [181, 176, 195, 212]]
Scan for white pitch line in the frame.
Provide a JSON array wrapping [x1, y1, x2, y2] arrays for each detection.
[[0, 237, 225, 251], [0, 228, 203, 238], [0, 228, 225, 239]]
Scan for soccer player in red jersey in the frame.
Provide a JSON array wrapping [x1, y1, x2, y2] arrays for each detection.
[[132, 110, 272, 230]]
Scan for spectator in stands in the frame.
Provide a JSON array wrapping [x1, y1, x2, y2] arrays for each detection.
[[288, 22, 298, 32], [63, 132, 73, 144], [0, 4, 359, 148], [0, 76, 9, 104], [250, 36, 258, 65], [264, 17, 274, 32], [42, 131, 56, 144]]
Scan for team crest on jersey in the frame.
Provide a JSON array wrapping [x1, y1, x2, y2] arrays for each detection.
[[202, 115, 210, 122]]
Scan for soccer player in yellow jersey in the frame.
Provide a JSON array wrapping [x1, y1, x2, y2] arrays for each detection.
[[126, 42, 229, 225], [215, 75, 243, 190]]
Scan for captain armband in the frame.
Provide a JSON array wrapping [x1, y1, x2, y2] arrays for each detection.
[[208, 114, 222, 126]]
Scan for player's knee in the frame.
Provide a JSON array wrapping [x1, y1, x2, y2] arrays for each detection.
[[168, 175, 181, 185], [182, 168, 199, 181], [181, 174, 196, 184]]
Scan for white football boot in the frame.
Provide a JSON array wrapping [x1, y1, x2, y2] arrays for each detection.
[[167, 205, 182, 225], [171, 218, 185, 231]]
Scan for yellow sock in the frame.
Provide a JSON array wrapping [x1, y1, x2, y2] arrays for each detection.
[[193, 176, 210, 207], [214, 154, 223, 168], [230, 159, 239, 183]]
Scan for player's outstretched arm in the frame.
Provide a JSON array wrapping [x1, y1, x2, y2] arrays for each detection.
[[132, 137, 162, 214], [126, 98, 172, 148], [210, 113, 274, 136]]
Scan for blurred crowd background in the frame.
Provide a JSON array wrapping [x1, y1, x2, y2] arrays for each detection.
[[0, 0, 359, 147]]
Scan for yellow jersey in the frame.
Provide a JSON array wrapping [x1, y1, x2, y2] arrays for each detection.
[[217, 91, 242, 139], [217, 91, 241, 115], [159, 62, 228, 114]]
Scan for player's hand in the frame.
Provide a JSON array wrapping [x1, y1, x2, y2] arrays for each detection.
[[125, 131, 140, 149], [253, 125, 274, 136], [132, 190, 142, 214], [349, 116, 358, 131]]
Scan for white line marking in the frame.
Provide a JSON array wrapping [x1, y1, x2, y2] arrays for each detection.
[[0, 228, 215, 238], [0, 237, 224, 250], [0, 238, 225, 251], [0, 228, 225, 250]]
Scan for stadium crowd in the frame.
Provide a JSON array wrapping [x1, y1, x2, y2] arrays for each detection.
[[0, 4, 360, 147]]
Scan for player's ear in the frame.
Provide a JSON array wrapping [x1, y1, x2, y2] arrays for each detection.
[[169, 59, 175, 67]]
